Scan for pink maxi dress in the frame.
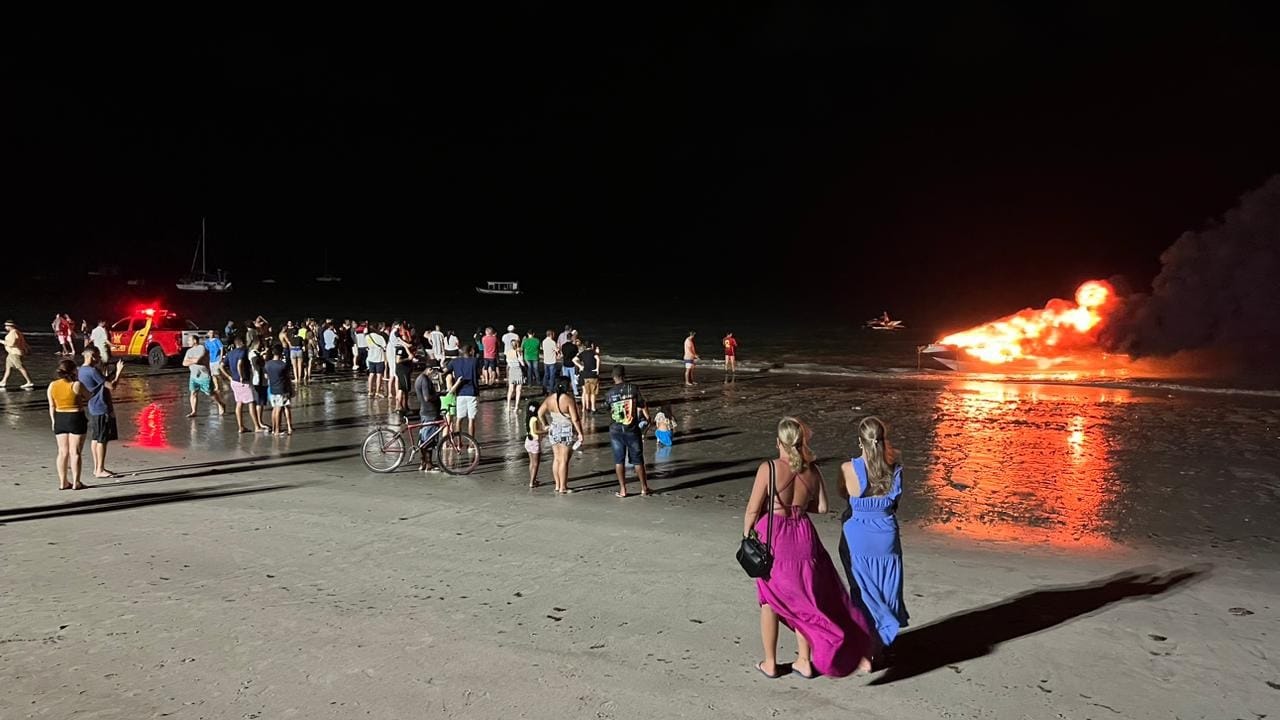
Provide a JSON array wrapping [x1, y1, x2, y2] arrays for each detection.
[[755, 498, 872, 677]]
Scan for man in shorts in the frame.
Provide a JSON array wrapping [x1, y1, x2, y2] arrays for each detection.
[[1, 320, 35, 389], [683, 330, 699, 386], [366, 322, 388, 397], [220, 335, 255, 433], [414, 367, 442, 471], [79, 347, 124, 478], [722, 331, 738, 377], [264, 345, 294, 435], [605, 365, 651, 497], [183, 334, 226, 418], [575, 339, 600, 413], [204, 330, 225, 392], [480, 326, 499, 385], [445, 344, 481, 436]]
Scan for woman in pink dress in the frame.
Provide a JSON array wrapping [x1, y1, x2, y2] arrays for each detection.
[[742, 417, 872, 679]]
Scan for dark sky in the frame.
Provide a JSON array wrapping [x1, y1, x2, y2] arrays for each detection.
[[6, 6, 1279, 325]]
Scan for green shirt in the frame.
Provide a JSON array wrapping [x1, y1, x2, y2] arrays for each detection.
[[521, 336, 540, 363]]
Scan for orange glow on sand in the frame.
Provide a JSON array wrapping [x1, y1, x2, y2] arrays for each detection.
[[939, 280, 1119, 365]]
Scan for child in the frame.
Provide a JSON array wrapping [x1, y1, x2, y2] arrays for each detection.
[[440, 390, 458, 432], [524, 401, 545, 488], [653, 405, 676, 447]]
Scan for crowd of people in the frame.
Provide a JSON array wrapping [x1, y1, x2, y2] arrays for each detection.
[[12, 312, 909, 681]]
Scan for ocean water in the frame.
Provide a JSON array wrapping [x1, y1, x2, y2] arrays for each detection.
[[4, 280, 1276, 394]]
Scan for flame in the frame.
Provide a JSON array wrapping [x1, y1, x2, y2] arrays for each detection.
[[939, 280, 1118, 365]]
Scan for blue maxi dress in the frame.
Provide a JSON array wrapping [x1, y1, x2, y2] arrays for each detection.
[[842, 458, 909, 647]]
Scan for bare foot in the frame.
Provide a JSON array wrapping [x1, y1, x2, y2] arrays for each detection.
[[238, 427, 251, 433], [59, 484, 72, 491], [856, 656, 873, 674], [641, 487, 653, 496], [93, 471, 115, 479], [614, 491, 628, 498], [72, 483, 88, 490]]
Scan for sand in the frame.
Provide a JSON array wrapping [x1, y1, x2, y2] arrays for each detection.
[[1, 356, 1278, 719]]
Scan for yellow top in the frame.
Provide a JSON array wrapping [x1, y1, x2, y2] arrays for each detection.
[[49, 379, 81, 412], [528, 416, 544, 437]]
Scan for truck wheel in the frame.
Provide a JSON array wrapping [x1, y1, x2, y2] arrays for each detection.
[[147, 345, 168, 369]]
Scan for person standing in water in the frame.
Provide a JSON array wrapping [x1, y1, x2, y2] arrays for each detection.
[[722, 332, 738, 377], [683, 330, 699, 386]]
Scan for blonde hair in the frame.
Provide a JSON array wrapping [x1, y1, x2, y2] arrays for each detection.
[[777, 417, 811, 474], [858, 416, 896, 497]]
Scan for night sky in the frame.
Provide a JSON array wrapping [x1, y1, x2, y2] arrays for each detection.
[[7, 7, 1279, 325]]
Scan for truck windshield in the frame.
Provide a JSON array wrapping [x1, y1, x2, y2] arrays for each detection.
[[152, 315, 191, 331]]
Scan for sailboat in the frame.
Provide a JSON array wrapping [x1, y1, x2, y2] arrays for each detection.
[[176, 218, 232, 292], [315, 248, 342, 283]]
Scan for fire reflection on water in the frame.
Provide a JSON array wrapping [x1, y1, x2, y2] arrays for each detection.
[[920, 381, 1128, 549], [134, 402, 169, 449]]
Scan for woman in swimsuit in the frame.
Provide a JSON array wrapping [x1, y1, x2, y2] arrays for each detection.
[[537, 376, 584, 494]]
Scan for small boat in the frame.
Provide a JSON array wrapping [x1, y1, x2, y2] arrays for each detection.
[[865, 312, 905, 331], [177, 218, 232, 292], [261, 278, 277, 284], [126, 278, 144, 287], [475, 281, 522, 296], [919, 343, 962, 370]]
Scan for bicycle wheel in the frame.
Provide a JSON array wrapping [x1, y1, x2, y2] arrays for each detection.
[[437, 431, 480, 475], [362, 427, 407, 473]]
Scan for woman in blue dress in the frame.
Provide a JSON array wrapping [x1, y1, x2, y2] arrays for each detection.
[[839, 416, 909, 653]]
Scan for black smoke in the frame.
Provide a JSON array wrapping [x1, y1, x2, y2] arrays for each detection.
[[1102, 176, 1280, 360]]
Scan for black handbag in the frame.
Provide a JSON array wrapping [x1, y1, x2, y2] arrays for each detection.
[[737, 460, 776, 578]]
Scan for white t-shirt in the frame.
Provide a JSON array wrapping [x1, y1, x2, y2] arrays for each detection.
[[501, 332, 520, 353], [90, 326, 109, 351], [356, 330, 367, 349], [444, 334, 459, 352], [366, 333, 387, 364], [429, 330, 445, 358], [185, 344, 210, 380], [541, 337, 559, 364]]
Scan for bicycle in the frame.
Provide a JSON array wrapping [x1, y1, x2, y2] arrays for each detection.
[[361, 414, 481, 475]]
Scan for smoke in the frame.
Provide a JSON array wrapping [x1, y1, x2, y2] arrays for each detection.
[[1102, 176, 1280, 360]]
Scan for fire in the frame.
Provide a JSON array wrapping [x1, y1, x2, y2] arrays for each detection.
[[939, 280, 1117, 365]]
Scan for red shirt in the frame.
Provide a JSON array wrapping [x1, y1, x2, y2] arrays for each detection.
[[482, 334, 499, 359], [723, 337, 737, 356]]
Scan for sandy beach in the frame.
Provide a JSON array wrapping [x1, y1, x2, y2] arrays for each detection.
[[2, 350, 1278, 719]]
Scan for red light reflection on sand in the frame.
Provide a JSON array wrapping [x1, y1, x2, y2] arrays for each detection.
[[134, 402, 169, 449], [921, 381, 1125, 549]]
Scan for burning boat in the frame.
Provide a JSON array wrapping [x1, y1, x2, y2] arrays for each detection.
[[922, 280, 1121, 372]]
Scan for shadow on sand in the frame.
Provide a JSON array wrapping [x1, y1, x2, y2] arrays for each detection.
[[870, 566, 1208, 685], [0, 483, 294, 524]]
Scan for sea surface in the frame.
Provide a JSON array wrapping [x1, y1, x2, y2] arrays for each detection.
[[3, 279, 1277, 394]]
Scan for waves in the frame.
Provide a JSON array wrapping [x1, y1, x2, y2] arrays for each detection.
[[600, 354, 1280, 398]]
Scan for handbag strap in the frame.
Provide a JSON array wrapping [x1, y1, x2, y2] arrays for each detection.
[[764, 460, 775, 549]]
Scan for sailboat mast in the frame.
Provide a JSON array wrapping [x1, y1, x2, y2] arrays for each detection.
[[202, 217, 207, 273]]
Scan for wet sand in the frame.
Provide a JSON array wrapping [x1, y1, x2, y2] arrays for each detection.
[[1, 348, 1278, 719]]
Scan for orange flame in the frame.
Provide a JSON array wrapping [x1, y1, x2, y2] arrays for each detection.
[[939, 280, 1117, 364]]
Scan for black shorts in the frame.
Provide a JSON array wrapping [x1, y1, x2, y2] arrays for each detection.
[[54, 411, 87, 435], [482, 358, 497, 370], [254, 385, 270, 406], [88, 413, 117, 443], [395, 365, 411, 388], [368, 361, 386, 375]]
